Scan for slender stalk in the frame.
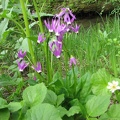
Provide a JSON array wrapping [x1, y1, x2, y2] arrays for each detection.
[[32, 0, 47, 58], [50, 51, 53, 77], [46, 37, 52, 83], [33, 0, 44, 33], [19, 0, 42, 82], [19, 0, 36, 64], [72, 66, 77, 96]]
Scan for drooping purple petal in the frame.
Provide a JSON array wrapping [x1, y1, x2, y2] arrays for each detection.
[[32, 62, 42, 73], [56, 8, 76, 24], [57, 33, 64, 42], [37, 33, 46, 43], [49, 40, 62, 58], [18, 50, 26, 59], [69, 10, 76, 23], [64, 12, 72, 25], [54, 22, 66, 36], [17, 60, 29, 72], [51, 19, 59, 31], [71, 24, 80, 33], [44, 19, 53, 32], [55, 8, 66, 18], [69, 56, 77, 67]]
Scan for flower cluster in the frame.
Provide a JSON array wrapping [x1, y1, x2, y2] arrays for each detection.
[[17, 50, 28, 72], [17, 50, 42, 73], [43, 8, 80, 58], [107, 80, 120, 93], [17, 8, 78, 76]]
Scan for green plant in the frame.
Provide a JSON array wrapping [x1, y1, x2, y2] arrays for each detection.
[[1, 0, 120, 120]]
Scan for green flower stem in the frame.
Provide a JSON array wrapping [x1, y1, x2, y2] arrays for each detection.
[[46, 38, 52, 83], [50, 52, 53, 77], [72, 66, 77, 95], [33, 0, 44, 33], [33, 0, 48, 67], [19, 0, 42, 81], [19, 0, 36, 64]]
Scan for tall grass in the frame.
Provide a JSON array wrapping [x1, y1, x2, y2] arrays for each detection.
[[59, 16, 120, 76], [1, 15, 120, 79]]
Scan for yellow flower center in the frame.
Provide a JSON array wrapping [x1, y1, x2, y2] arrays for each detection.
[[112, 85, 116, 89]]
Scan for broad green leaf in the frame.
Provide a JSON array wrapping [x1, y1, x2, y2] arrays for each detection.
[[70, 99, 80, 106], [107, 104, 120, 118], [8, 102, 22, 112], [67, 106, 81, 117], [70, 99, 87, 117], [77, 72, 92, 103], [99, 113, 109, 120], [57, 106, 67, 117], [86, 95, 110, 117], [99, 104, 120, 119], [9, 112, 20, 120], [25, 103, 62, 120], [89, 118, 98, 120], [49, 72, 64, 95], [91, 68, 112, 95], [0, 109, 10, 120], [44, 90, 57, 105], [57, 94, 64, 106], [49, 71, 62, 85], [22, 83, 47, 107], [0, 97, 7, 109], [65, 67, 79, 89]]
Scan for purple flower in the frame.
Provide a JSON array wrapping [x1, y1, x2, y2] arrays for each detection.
[[69, 56, 77, 67], [64, 12, 72, 25], [54, 23, 66, 36], [18, 50, 26, 59], [44, 19, 58, 32], [17, 60, 29, 72], [37, 33, 46, 43], [49, 40, 62, 58], [32, 62, 42, 73], [71, 24, 80, 33], [56, 8, 66, 18], [44, 19, 53, 32], [56, 8, 76, 24], [57, 33, 64, 42]]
